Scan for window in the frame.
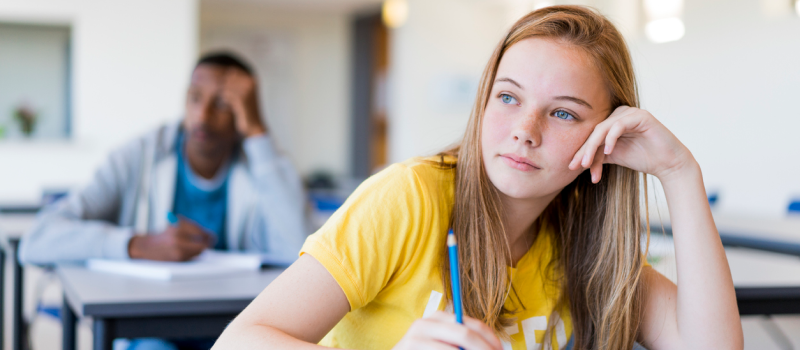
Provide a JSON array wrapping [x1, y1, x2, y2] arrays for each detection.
[[0, 23, 71, 139]]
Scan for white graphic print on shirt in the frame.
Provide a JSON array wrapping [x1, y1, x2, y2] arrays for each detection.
[[423, 290, 568, 350]]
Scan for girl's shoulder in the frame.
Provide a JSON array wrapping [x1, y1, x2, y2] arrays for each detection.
[[397, 155, 457, 177], [365, 156, 457, 202], [301, 157, 457, 311]]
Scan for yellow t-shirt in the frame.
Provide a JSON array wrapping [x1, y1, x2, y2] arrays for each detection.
[[301, 156, 573, 350]]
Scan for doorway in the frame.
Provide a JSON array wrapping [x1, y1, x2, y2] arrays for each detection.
[[350, 12, 389, 179]]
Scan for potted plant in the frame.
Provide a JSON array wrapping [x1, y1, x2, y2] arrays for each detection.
[[13, 103, 38, 137]]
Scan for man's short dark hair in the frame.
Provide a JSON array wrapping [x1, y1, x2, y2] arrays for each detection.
[[196, 51, 254, 75]]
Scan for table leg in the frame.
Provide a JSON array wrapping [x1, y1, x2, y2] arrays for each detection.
[[0, 246, 5, 349], [11, 238, 24, 350], [93, 318, 114, 350], [61, 294, 76, 350]]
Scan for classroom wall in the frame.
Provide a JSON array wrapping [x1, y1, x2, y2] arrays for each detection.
[[386, 0, 800, 217], [0, 0, 198, 203], [2, 0, 796, 216], [0, 23, 71, 139], [387, 0, 511, 163], [385, 0, 631, 163], [200, 1, 353, 178], [626, 0, 800, 216]]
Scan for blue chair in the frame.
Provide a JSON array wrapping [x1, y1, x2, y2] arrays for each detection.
[[788, 200, 800, 214], [707, 192, 719, 207]]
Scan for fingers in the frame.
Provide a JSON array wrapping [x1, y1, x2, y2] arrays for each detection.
[[174, 240, 207, 261], [225, 67, 249, 80], [164, 220, 213, 260], [462, 315, 504, 350], [219, 69, 249, 108], [603, 120, 627, 155], [223, 68, 254, 96], [569, 116, 616, 170], [220, 68, 264, 137], [176, 218, 213, 245], [568, 122, 609, 171], [408, 340, 457, 350], [424, 312, 502, 350], [568, 106, 637, 169], [589, 145, 605, 183], [569, 106, 642, 174]]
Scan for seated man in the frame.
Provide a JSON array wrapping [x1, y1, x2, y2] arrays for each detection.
[[19, 52, 307, 265]]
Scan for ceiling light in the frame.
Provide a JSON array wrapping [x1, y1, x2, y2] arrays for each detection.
[[645, 17, 685, 43], [382, 0, 408, 29], [643, 0, 683, 20]]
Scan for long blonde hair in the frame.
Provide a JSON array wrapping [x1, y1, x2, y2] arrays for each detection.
[[440, 6, 648, 350]]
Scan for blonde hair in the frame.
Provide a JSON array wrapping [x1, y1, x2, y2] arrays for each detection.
[[440, 6, 648, 350]]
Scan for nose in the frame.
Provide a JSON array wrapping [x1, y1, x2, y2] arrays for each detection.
[[511, 112, 544, 148], [196, 99, 214, 125]]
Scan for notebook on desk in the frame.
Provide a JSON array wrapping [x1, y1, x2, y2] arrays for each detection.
[[86, 250, 279, 281]]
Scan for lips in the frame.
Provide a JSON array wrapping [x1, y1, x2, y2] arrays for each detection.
[[191, 128, 218, 141], [500, 153, 541, 171]]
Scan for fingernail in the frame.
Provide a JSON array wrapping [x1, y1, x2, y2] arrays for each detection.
[[582, 153, 590, 167], [604, 145, 610, 154]]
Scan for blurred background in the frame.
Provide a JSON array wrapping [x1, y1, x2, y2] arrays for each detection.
[[0, 0, 798, 216], [1, 0, 800, 349]]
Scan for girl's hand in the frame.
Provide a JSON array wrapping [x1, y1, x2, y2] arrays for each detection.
[[393, 311, 503, 350], [568, 106, 696, 183]]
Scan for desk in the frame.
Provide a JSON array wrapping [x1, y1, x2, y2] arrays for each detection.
[[649, 235, 800, 315], [0, 212, 37, 350], [57, 241, 800, 350], [728, 248, 800, 315], [649, 211, 800, 256], [58, 265, 283, 350]]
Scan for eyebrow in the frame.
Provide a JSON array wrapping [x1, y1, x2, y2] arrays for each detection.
[[495, 77, 523, 89], [555, 96, 593, 110]]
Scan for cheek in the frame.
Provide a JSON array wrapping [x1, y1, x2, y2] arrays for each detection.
[[481, 109, 511, 152], [549, 130, 587, 166], [183, 108, 199, 127], [184, 102, 207, 124], [538, 125, 596, 188]]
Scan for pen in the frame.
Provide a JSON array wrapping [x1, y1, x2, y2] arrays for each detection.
[[167, 212, 179, 225], [447, 229, 464, 328], [168, 212, 216, 247]]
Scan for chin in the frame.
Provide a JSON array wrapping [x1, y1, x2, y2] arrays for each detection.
[[488, 170, 543, 199]]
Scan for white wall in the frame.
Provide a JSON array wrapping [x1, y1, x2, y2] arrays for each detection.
[[627, 0, 800, 216], [200, 1, 352, 177], [387, 0, 511, 162], [387, 0, 800, 217], [0, 0, 198, 202]]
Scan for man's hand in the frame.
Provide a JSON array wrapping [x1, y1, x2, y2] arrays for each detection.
[[221, 68, 267, 138], [128, 219, 213, 261]]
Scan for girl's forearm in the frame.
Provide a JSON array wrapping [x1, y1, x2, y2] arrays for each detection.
[[212, 324, 339, 350], [658, 159, 742, 349]]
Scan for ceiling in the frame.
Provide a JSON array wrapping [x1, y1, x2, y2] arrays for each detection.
[[201, 0, 385, 14]]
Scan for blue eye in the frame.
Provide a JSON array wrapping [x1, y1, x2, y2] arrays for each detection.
[[500, 94, 518, 105], [554, 110, 575, 120]]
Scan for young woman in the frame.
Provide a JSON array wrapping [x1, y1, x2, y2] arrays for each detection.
[[213, 6, 742, 350]]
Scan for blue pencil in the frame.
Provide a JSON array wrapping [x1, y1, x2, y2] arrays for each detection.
[[447, 229, 464, 326], [167, 212, 179, 225]]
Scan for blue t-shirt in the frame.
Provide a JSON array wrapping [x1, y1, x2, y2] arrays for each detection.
[[172, 133, 232, 250]]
